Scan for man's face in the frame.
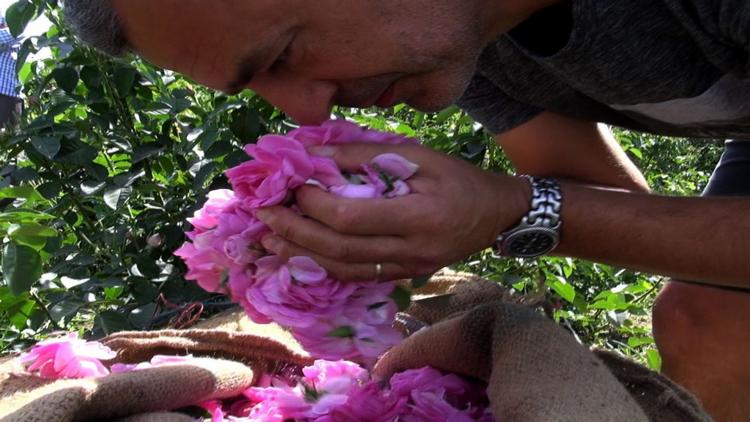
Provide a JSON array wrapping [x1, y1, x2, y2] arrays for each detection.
[[112, 0, 486, 124]]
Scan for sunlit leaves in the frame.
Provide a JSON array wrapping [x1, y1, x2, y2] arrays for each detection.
[[2, 242, 42, 295]]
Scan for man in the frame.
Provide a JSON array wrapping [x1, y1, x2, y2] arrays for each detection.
[[64, 0, 749, 419], [0, 14, 21, 128]]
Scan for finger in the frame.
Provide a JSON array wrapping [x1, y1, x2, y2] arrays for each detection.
[[256, 206, 406, 262], [310, 143, 437, 176], [295, 186, 433, 235], [373, 316, 486, 381], [260, 235, 415, 281]]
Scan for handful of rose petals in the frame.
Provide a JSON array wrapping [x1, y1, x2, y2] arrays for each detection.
[[175, 120, 420, 363]]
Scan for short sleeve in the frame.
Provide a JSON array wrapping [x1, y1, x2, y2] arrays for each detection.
[[455, 73, 543, 135]]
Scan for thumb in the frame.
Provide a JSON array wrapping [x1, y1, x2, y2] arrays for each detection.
[[373, 314, 490, 381]]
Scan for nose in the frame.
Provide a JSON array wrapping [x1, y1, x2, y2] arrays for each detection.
[[250, 75, 337, 125]]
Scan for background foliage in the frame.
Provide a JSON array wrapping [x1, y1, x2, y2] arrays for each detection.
[[0, 0, 724, 370]]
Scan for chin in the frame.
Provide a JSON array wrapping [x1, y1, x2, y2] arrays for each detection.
[[405, 68, 476, 112], [406, 89, 464, 113]]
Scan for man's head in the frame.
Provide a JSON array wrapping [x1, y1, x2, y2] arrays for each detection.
[[65, 0, 524, 124]]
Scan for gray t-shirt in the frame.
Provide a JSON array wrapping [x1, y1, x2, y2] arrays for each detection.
[[456, 0, 750, 138]]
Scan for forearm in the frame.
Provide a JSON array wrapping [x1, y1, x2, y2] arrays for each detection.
[[555, 181, 750, 288], [497, 112, 650, 193]]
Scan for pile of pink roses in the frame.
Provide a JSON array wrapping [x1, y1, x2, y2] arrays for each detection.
[[174, 120, 419, 362], [19, 335, 494, 421], [204, 360, 494, 422]]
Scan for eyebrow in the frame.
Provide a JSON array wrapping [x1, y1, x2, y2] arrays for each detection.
[[226, 53, 262, 94]]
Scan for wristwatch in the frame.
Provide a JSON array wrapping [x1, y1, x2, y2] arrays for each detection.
[[493, 176, 562, 258]]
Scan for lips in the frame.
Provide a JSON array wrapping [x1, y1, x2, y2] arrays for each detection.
[[374, 83, 398, 108]]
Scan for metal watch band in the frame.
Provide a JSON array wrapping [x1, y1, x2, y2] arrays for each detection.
[[493, 176, 562, 258]]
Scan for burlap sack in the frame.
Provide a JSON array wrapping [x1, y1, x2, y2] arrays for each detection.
[[380, 271, 710, 421], [0, 271, 710, 421], [0, 326, 313, 422]]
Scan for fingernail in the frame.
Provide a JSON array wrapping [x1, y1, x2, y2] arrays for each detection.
[[261, 235, 281, 251], [308, 146, 337, 157]]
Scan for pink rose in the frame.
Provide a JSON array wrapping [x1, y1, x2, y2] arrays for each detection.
[[110, 354, 198, 374], [315, 382, 408, 422], [329, 183, 382, 199], [176, 203, 270, 294], [214, 207, 269, 265], [174, 231, 232, 294], [246, 256, 359, 328], [226, 135, 316, 208], [244, 385, 313, 421], [402, 391, 476, 422], [390, 367, 485, 407], [198, 400, 225, 422], [288, 120, 416, 147], [187, 189, 235, 232], [227, 266, 273, 324], [302, 359, 369, 395], [21, 333, 116, 379], [371, 153, 419, 180], [293, 307, 402, 363]]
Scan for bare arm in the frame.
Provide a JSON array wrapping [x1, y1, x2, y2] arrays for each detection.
[[496, 112, 749, 287], [495, 111, 649, 192], [557, 183, 750, 287]]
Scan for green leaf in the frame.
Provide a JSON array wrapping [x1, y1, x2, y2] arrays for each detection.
[[0, 185, 42, 201], [193, 162, 219, 189], [135, 255, 161, 279], [549, 277, 577, 303], [9, 222, 58, 239], [6, 0, 36, 37], [95, 310, 132, 335], [50, 299, 84, 323], [129, 303, 157, 329], [37, 181, 61, 199], [56, 146, 98, 166], [79, 65, 102, 89], [0, 209, 55, 224], [389, 285, 412, 312], [435, 105, 460, 125], [645, 348, 662, 371], [230, 108, 260, 141], [328, 326, 354, 338], [8, 299, 34, 330], [627, 336, 655, 348], [2, 242, 43, 295], [52, 67, 80, 94], [132, 144, 164, 164], [410, 275, 431, 290], [113, 66, 137, 97], [80, 180, 106, 195], [131, 278, 160, 305], [30, 136, 61, 160], [205, 140, 234, 159], [103, 186, 133, 210], [104, 286, 125, 300]]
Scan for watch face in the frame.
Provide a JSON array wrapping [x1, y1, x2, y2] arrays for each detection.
[[504, 227, 560, 258]]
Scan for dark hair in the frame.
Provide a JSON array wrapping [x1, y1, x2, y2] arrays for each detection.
[[63, 0, 129, 56]]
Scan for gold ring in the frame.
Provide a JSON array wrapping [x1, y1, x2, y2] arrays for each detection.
[[375, 263, 383, 280]]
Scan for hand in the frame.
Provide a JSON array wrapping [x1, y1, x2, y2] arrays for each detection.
[[256, 143, 530, 281]]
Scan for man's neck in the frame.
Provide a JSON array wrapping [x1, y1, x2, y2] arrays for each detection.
[[478, 0, 564, 43]]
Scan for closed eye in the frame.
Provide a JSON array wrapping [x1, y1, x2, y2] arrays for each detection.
[[269, 42, 292, 73]]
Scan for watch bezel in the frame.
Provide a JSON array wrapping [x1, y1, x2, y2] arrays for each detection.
[[493, 176, 562, 258], [499, 225, 560, 258]]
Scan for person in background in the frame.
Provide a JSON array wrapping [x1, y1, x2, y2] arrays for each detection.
[[0, 14, 22, 129]]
